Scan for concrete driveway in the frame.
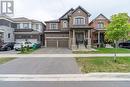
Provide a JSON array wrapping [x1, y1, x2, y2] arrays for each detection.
[[0, 48, 81, 74], [33, 48, 72, 54], [0, 50, 18, 54]]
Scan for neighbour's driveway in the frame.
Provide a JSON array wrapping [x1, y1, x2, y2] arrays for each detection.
[[0, 50, 18, 54], [33, 48, 72, 54], [0, 48, 81, 74]]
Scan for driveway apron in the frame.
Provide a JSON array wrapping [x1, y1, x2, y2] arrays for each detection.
[[0, 48, 81, 74]]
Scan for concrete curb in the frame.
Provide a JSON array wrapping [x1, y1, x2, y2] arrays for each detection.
[[0, 73, 130, 81]]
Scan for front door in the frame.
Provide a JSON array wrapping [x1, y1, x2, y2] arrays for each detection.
[[76, 32, 84, 44], [100, 33, 105, 43]]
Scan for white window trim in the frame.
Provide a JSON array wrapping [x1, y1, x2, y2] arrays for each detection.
[[73, 16, 86, 25], [50, 23, 58, 29]]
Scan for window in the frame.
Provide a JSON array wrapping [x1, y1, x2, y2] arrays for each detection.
[[23, 23, 29, 29], [63, 21, 67, 28], [8, 33, 10, 38], [17, 23, 20, 29], [74, 17, 85, 25], [97, 22, 104, 29], [36, 24, 39, 29], [50, 23, 58, 29]]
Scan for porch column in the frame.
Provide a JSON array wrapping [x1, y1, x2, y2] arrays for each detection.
[[98, 32, 100, 44], [69, 30, 71, 49], [45, 38, 47, 47], [87, 30, 91, 49], [72, 29, 76, 50]]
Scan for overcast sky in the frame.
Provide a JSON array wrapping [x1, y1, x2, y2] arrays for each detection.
[[14, 0, 130, 22]]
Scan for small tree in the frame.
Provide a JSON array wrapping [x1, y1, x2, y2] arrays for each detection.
[[105, 13, 130, 62]]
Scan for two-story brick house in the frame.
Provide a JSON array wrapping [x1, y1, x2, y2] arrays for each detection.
[[89, 14, 110, 46], [45, 6, 110, 50], [0, 15, 45, 45]]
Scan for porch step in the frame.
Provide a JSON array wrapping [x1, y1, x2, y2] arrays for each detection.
[[78, 44, 86, 49]]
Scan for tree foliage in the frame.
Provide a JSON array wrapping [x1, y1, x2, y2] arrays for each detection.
[[105, 13, 130, 42]]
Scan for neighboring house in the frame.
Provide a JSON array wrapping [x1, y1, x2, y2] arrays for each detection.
[[89, 14, 110, 46], [45, 6, 109, 50], [13, 17, 45, 45], [0, 15, 45, 45], [0, 15, 15, 44]]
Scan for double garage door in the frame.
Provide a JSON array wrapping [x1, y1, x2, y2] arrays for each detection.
[[47, 38, 69, 48]]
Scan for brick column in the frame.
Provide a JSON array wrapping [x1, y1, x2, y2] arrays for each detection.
[[44, 38, 47, 47], [98, 32, 100, 44], [72, 29, 76, 50], [87, 30, 91, 49]]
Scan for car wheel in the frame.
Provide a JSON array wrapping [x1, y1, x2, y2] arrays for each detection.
[[119, 44, 123, 48], [7, 47, 11, 51]]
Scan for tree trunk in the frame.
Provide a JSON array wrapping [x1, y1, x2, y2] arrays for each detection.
[[114, 40, 118, 62]]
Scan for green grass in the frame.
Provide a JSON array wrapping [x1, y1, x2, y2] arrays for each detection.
[[74, 48, 130, 54], [0, 58, 15, 64], [19, 48, 37, 54], [76, 57, 130, 73]]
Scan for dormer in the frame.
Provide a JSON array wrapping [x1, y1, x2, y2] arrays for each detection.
[[69, 6, 91, 28], [89, 14, 110, 30]]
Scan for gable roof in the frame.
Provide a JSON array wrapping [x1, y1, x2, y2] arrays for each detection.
[[71, 6, 91, 17], [59, 8, 74, 19], [13, 17, 42, 23], [90, 13, 110, 24], [45, 19, 60, 23], [0, 14, 14, 22]]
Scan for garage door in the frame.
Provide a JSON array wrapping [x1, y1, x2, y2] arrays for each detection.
[[47, 39, 57, 47], [58, 39, 68, 48], [46, 39, 69, 48]]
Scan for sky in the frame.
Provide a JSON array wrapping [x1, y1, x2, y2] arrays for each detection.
[[13, 0, 130, 22]]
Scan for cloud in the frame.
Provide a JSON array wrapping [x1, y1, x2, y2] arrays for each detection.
[[13, 0, 130, 22]]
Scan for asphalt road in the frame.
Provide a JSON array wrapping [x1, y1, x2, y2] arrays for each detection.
[[0, 50, 18, 54], [0, 81, 129, 87]]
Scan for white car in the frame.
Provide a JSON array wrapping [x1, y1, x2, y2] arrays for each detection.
[[14, 42, 34, 51], [14, 43, 22, 51]]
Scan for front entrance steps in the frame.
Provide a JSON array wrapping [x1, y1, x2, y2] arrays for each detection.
[[73, 44, 96, 52], [78, 44, 86, 49]]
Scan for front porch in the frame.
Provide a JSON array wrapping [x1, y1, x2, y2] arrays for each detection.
[[92, 30, 106, 48], [0, 30, 4, 45], [69, 28, 93, 51]]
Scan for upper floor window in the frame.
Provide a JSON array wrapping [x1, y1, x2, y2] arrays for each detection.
[[23, 23, 29, 29], [74, 16, 85, 25], [97, 22, 104, 29], [36, 24, 40, 29], [8, 33, 10, 38], [17, 23, 20, 29], [63, 21, 67, 28], [50, 23, 58, 29]]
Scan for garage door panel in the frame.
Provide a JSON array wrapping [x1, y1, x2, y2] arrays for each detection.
[[58, 39, 68, 48], [46, 38, 69, 48], [47, 40, 57, 47]]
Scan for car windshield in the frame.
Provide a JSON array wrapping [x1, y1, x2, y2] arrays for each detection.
[[126, 40, 130, 43]]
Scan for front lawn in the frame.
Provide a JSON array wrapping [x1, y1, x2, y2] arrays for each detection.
[[76, 57, 130, 73], [74, 48, 130, 54], [0, 58, 15, 64]]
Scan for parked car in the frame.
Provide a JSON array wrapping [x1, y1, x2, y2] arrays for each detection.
[[14, 43, 22, 51], [35, 42, 41, 48], [119, 40, 130, 48], [0, 42, 15, 51], [14, 42, 34, 51]]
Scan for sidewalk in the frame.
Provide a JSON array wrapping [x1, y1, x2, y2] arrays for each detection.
[[0, 54, 130, 58], [0, 73, 130, 81]]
